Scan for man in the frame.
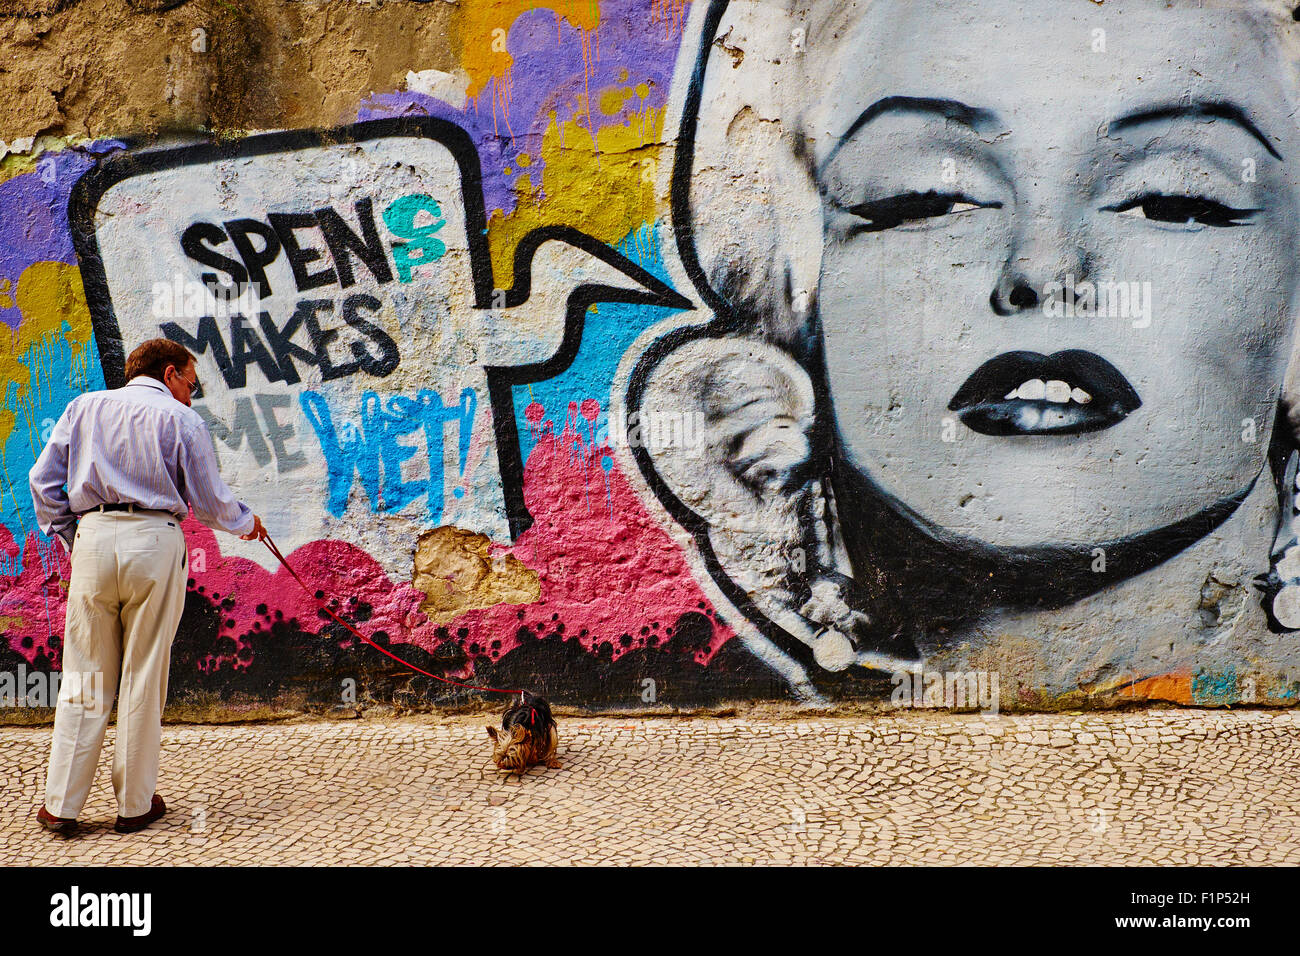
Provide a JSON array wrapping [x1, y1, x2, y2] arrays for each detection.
[[28, 338, 266, 835]]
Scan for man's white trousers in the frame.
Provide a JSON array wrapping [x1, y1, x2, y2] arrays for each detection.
[[45, 510, 187, 819]]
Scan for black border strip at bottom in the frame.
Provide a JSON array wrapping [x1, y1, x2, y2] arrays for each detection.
[[5, 866, 1276, 941]]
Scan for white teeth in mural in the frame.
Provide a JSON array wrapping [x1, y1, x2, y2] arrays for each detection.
[[1003, 380, 1092, 404], [1015, 379, 1047, 400], [1043, 380, 1070, 403]]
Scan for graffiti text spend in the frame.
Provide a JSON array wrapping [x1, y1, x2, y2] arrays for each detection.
[[180, 194, 448, 299]]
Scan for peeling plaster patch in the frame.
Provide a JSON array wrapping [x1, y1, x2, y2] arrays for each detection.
[[404, 68, 470, 107], [0, 138, 36, 158], [412, 526, 540, 624], [712, 25, 744, 68], [1198, 573, 1245, 629], [724, 105, 760, 140]]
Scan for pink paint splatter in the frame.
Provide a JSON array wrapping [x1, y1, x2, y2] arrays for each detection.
[[0, 397, 734, 678], [0, 530, 70, 665], [178, 518, 433, 674], [443, 399, 734, 667]]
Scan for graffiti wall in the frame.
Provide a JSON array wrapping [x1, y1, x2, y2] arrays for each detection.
[[3, 0, 1300, 715]]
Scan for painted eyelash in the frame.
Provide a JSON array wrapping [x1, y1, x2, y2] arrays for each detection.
[[844, 190, 1002, 232], [1103, 193, 1260, 227]]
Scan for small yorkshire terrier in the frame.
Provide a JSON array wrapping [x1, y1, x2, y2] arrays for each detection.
[[487, 691, 561, 774]]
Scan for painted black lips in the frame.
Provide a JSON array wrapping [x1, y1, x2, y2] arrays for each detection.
[[948, 349, 1141, 436]]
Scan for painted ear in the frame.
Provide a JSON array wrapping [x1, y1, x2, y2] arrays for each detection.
[[635, 334, 820, 602], [486, 726, 499, 741], [638, 337, 816, 522], [632, 334, 903, 679]]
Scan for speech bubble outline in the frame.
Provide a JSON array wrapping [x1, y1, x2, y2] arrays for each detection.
[[68, 116, 693, 546]]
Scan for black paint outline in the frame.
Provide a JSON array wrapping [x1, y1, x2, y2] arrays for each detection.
[[625, 0, 831, 679], [486, 225, 692, 537]]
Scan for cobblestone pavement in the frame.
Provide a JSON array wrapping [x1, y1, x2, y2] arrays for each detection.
[[2, 709, 1297, 865]]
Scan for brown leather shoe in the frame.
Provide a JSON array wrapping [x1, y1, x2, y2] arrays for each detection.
[[37, 805, 77, 835], [114, 794, 166, 834]]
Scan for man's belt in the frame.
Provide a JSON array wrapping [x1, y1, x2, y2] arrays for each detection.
[[80, 503, 182, 520]]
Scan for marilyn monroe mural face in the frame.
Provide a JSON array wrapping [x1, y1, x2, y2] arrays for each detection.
[[815, 0, 1300, 550], [628, 0, 1300, 693]]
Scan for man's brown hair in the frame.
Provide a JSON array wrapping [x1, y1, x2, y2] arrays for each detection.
[[125, 338, 194, 384]]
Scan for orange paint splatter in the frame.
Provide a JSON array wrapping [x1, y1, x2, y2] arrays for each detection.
[[650, 0, 687, 38], [1121, 672, 1193, 705]]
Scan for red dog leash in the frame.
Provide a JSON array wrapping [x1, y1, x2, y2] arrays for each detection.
[[260, 532, 523, 696]]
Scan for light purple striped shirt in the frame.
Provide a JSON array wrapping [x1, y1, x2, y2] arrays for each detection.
[[29, 376, 254, 547]]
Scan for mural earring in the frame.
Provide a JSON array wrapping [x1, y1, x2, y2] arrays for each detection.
[[1260, 450, 1300, 631], [792, 478, 916, 672]]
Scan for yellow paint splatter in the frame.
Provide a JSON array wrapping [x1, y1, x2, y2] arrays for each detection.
[[0, 261, 94, 447], [487, 84, 666, 276], [599, 87, 632, 116]]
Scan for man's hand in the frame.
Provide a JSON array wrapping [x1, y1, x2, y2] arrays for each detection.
[[240, 514, 267, 542]]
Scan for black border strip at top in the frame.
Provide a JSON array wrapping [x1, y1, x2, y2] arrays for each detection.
[[67, 117, 495, 389]]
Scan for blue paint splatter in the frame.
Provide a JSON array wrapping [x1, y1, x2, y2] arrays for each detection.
[[512, 222, 683, 465]]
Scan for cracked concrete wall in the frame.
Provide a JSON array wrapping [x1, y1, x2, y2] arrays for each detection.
[[1, 0, 1299, 720], [0, 0, 460, 140]]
